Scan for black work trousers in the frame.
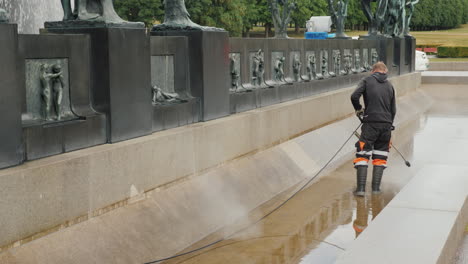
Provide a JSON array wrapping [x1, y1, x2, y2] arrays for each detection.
[[354, 123, 392, 167]]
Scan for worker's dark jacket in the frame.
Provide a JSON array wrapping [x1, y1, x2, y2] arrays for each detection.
[[351, 72, 396, 124]]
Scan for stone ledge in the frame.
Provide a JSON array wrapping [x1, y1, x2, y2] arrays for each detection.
[[0, 72, 421, 249], [0, 85, 429, 263], [422, 71, 468, 84], [429, 62, 468, 72]]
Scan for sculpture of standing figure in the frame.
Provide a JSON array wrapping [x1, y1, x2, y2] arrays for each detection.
[[268, 0, 296, 38], [404, 0, 419, 37], [384, 0, 406, 37], [274, 57, 286, 82], [353, 51, 363, 73], [319, 51, 329, 79], [58, 0, 143, 26], [51, 65, 65, 120], [363, 50, 371, 71], [0, 8, 9, 23], [292, 54, 302, 82], [371, 49, 379, 65], [40, 64, 64, 121], [330, 50, 340, 77], [230, 54, 240, 92], [342, 52, 353, 75], [307, 54, 317, 81], [328, 0, 350, 39], [252, 49, 265, 86], [361, 0, 388, 37]]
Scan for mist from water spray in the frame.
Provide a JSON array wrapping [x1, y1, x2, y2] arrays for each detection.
[[0, 0, 65, 34]]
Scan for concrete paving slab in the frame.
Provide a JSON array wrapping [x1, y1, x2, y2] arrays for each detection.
[[388, 165, 468, 212], [422, 71, 468, 84], [455, 234, 468, 264], [335, 206, 459, 264]]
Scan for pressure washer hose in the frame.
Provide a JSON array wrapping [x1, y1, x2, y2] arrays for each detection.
[[143, 122, 363, 264]]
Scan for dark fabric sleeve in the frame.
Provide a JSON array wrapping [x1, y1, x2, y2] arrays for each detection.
[[391, 86, 397, 122], [351, 79, 366, 111]]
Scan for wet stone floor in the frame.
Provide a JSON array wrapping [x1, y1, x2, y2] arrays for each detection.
[[162, 89, 468, 264], [455, 230, 468, 264]]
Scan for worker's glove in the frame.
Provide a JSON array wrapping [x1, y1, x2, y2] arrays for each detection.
[[355, 109, 364, 117]]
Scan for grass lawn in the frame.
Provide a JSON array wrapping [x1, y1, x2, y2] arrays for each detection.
[[429, 58, 468, 62]]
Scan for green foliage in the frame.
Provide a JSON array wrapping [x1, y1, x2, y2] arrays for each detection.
[[438, 46, 468, 58], [113, 0, 468, 35], [411, 0, 468, 30], [347, 0, 366, 29], [191, 0, 246, 36], [114, 0, 164, 27]]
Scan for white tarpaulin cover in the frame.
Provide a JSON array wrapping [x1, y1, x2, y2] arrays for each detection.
[[306, 16, 332, 32]]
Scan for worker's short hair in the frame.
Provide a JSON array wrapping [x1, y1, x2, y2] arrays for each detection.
[[372, 61, 388, 73]]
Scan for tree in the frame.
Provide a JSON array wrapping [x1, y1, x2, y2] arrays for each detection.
[[268, 0, 296, 38], [241, 0, 261, 36], [185, 0, 246, 36], [114, 0, 164, 27]]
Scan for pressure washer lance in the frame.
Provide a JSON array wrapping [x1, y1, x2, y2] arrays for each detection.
[[356, 113, 411, 167]]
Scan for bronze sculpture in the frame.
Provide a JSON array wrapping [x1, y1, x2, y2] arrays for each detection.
[[162, 0, 200, 28], [269, 0, 296, 38], [371, 49, 379, 65], [404, 0, 419, 36], [384, 0, 405, 37], [152, 85, 184, 104], [274, 56, 286, 82], [353, 50, 364, 73], [252, 50, 265, 86], [320, 51, 329, 79], [0, 8, 8, 23], [361, 0, 388, 37], [229, 54, 241, 92], [306, 54, 317, 81], [363, 50, 371, 71], [328, 0, 350, 38], [330, 50, 340, 77], [292, 54, 302, 82], [40, 64, 64, 121], [153, 0, 221, 30], [58, 0, 142, 26], [343, 51, 353, 75]]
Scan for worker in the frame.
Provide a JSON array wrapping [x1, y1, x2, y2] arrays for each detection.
[[351, 61, 396, 196]]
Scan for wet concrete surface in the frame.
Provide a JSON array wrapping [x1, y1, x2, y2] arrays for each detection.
[[159, 87, 468, 264], [455, 232, 468, 264]]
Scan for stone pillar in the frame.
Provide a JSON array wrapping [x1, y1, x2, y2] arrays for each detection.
[[377, 37, 396, 76], [0, 23, 23, 168], [152, 30, 230, 121], [406, 36, 416, 73], [393, 37, 406, 75], [45, 27, 153, 143]]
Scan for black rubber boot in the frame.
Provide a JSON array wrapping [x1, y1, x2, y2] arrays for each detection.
[[354, 166, 367, 197], [372, 166, 386, 194]]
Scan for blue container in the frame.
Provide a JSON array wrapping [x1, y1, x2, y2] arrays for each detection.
[[305, 32, 328, 40], [328, 33, 336, 38]]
